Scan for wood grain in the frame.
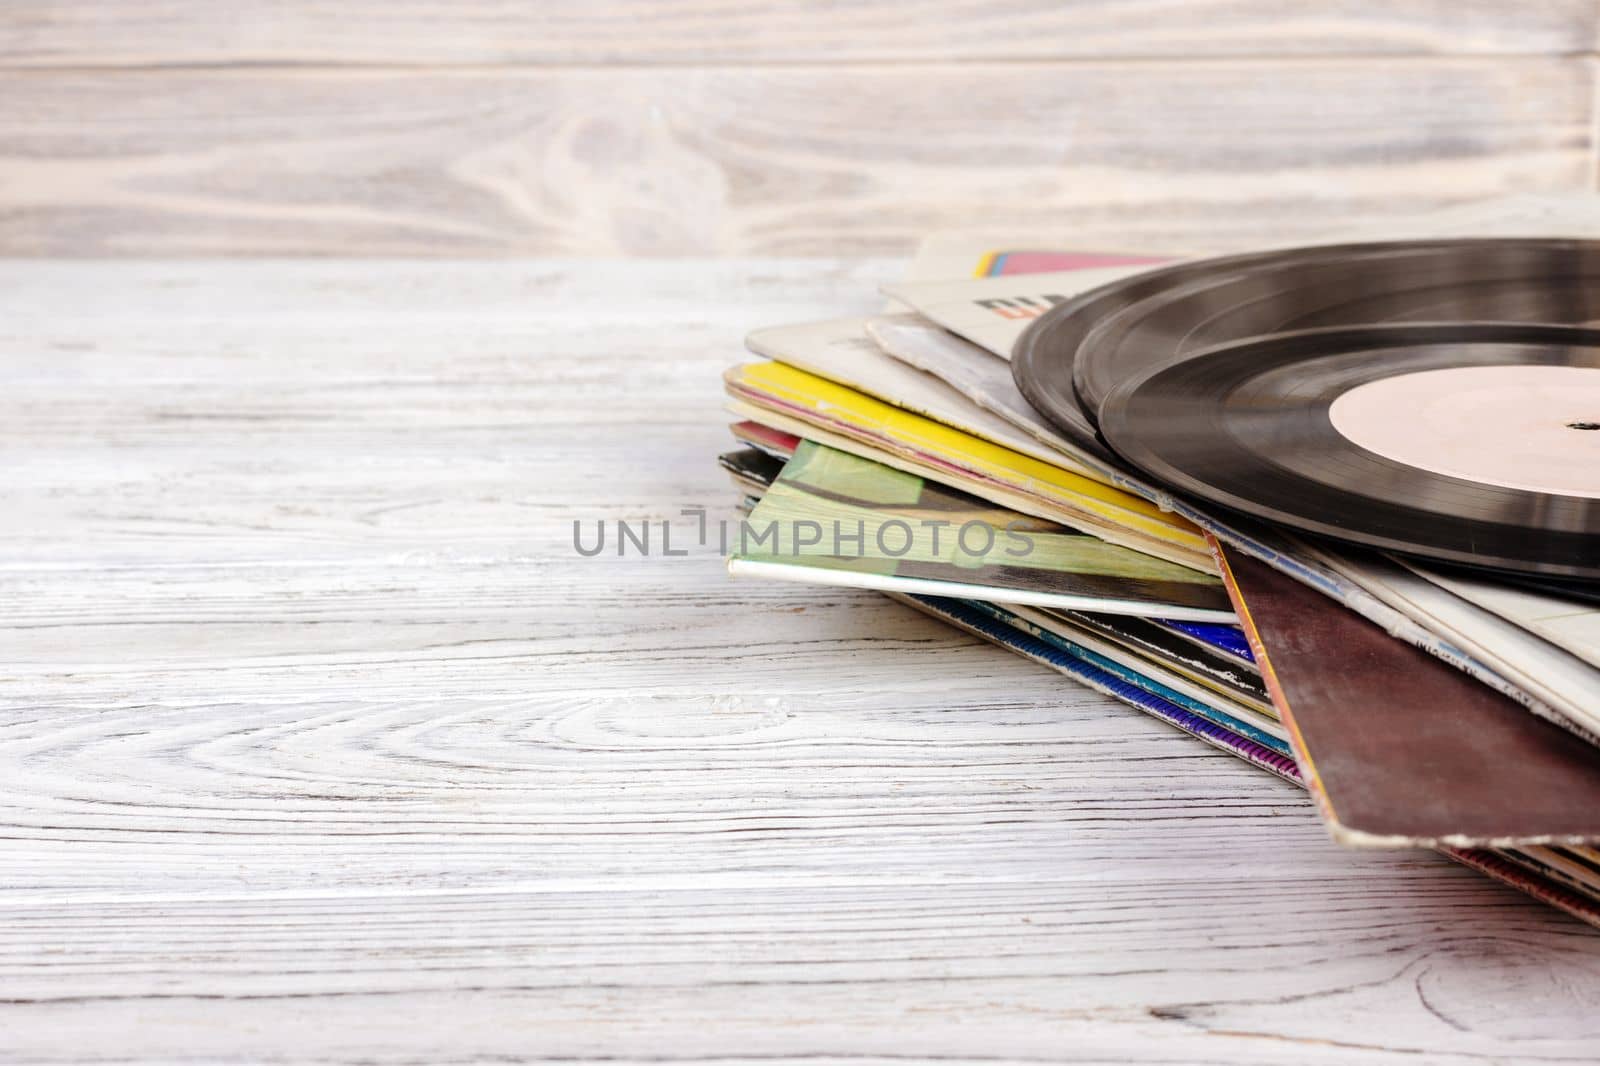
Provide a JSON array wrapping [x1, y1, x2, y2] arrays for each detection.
[[1, 259, 1597, 1063], [2, 1, 1595, 66], [0, 59, 1592, 257]]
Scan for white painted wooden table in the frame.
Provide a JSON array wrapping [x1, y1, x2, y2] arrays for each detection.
[[4, 260, 1598, 1064]]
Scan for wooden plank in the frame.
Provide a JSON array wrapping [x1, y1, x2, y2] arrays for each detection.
[[0, 59, 1591, 257], [2, 2, 1595, 67], [1, 881, 1596, 1064], [0, 259, 1596, 1062]]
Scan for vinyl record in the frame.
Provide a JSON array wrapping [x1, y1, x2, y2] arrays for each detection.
[[1076, 240, 1600, 421], [1096, 322, 1600, 579], [1011, 238, 1469, 451], [1011, 239, 1600, 452]]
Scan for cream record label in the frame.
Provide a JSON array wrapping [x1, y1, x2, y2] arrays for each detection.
[[1328, 365, 1600, 500]]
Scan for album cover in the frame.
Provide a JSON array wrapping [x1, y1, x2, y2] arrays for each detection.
[[1310, 549, 1600, 743], [746, 315, 1092, 474], [881, 266, 1151, 361], [989, 601, 1290, 753], [730, 419, 801, 458], [1051, 608, 1270, 712], [1217, 542, 1600, 848], [723, 360, 1213, 570], [1506, 845, 1600, 898], [901, 236, 1176, 283], [718, 447, 785, 495], [731, 443, 1270, 723], [727, 443, 1259, 664], [1150, 618, 1257, 667], [892, 592, 1298, 780], [864, 313, 1090, 464], [728, 440, 1233, 620], [1408, 562, 1600, 671]]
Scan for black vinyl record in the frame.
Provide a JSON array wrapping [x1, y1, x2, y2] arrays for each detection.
[[1076, 240, 1600, 419], [1011, 238, 1600, 453], [1011, 239, 1466, 451], [1095, 323, 1600, 579]]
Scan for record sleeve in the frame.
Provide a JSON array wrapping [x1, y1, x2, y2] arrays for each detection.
[[1053, 609, 1269, 711], [747, 316, 1097, 474], [881, 265, 1154, 363], [864, 313, 1100, 465], [994, 602, 1289, 752], [1408, 563, 1600, 670], [893, 592, 1298, 780], [723, 361, 1213, 569], [901, 233, 1176, 283], [1216, 541, 1600, 848], [729, 441, 1233, 620], [1308, 549, 1600, 744], [718, 448, 785, 495], [730, 420, 801, 458], [1152, 618, 1255, 666]]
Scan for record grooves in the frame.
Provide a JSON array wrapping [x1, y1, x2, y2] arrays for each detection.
[[1096, 323, 1600, 579], [1011, 239, 1600, 580], [1011, 238, 1473, 452], [1012, 238, 1600, 450]]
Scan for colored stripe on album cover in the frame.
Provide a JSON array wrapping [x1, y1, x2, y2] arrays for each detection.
[[902, 593, 1301, 782]]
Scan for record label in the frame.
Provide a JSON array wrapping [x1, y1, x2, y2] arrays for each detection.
[[1327, 365, 1600, 499]]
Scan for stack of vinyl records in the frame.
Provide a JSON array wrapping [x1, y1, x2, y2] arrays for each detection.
[[717, 211, 1600, 927]]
